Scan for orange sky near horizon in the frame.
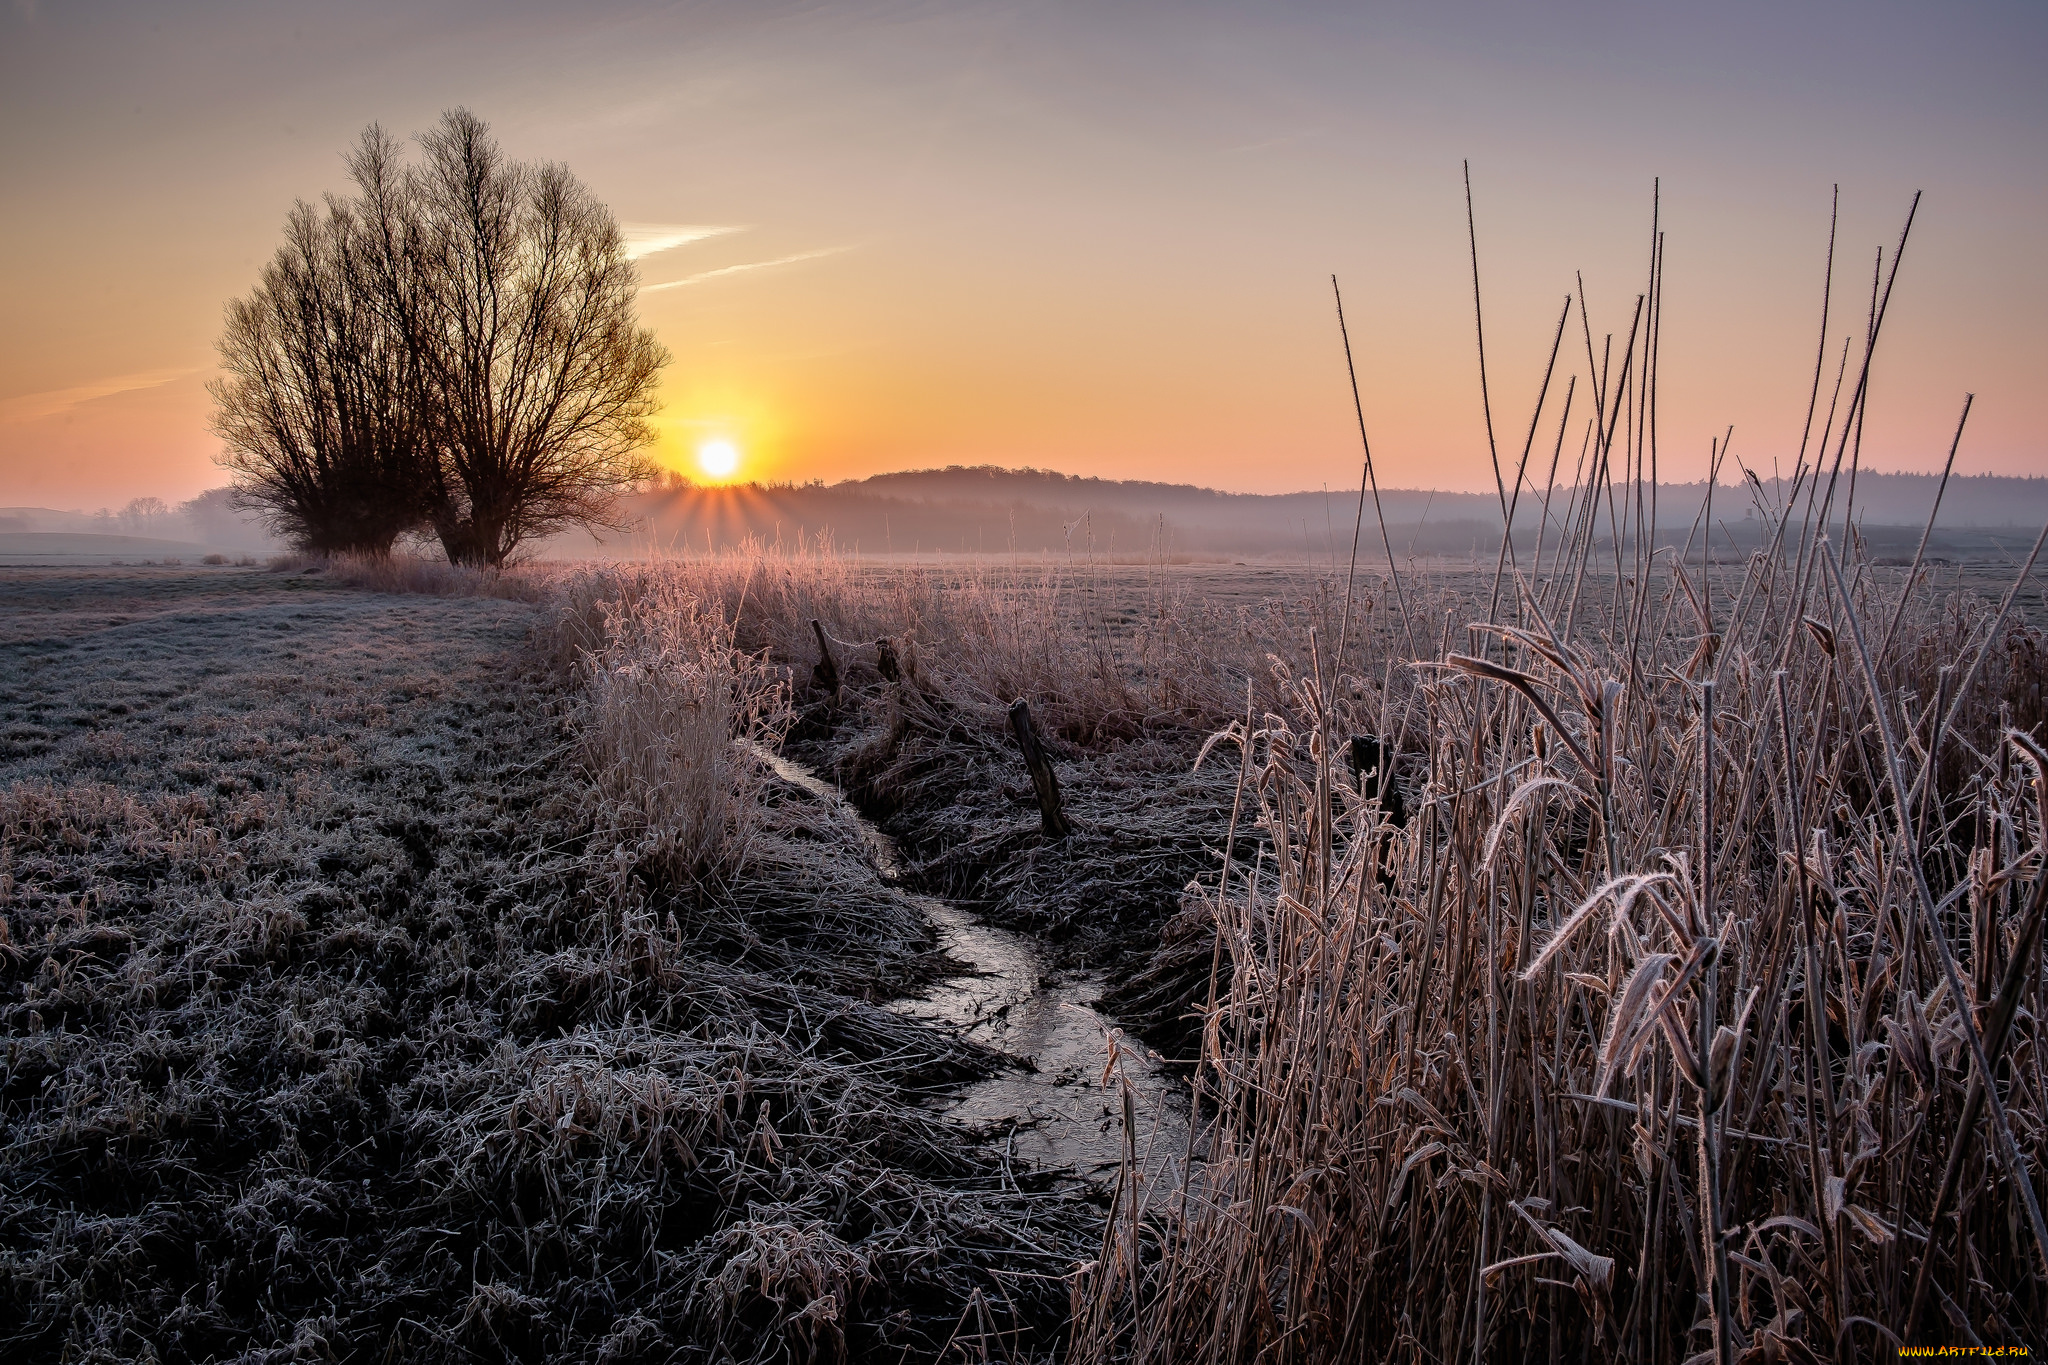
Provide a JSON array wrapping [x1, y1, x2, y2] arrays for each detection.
[[2, 1, 2043, 514]]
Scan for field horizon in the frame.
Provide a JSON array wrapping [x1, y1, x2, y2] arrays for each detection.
[[13, 461, 2048, 567]]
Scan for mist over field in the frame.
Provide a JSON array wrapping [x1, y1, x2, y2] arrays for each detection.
[[0, 490, 277, 564], [17, 465, 2048, 569], [559, 466, 2048, 561]]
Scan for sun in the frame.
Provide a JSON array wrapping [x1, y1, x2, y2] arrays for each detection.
[[696, 439, 740, 479]]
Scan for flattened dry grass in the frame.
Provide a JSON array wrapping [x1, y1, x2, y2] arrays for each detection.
[[0, 568, 1091, 1363]]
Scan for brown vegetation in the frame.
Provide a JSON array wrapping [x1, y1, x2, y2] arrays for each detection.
[[1045, 195, 2048, 1360], [7, 495, 2047, 1361], [568, 516, 2048, 1361], [17, 182, 2048, 1358], [1067, 537, 2048, 1362]]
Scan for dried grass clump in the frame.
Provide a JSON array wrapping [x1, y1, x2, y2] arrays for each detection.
[[1071, 202, 2048, 1360], [267, 549, 559, 601], [398, 1022, 1029, 1359], [558, 570, 792, 887], [688, 1217, 874, 1360]]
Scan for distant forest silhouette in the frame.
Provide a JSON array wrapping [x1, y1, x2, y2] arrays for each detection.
[[542, 465, 2048, 561]]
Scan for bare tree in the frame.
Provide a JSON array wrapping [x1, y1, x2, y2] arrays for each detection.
[[215, 112, 666, 566], [120, 497, 169, 535], [210, 199, 432, 555], [354, 111, 668, 567]]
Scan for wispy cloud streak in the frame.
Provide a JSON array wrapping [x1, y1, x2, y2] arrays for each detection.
[[640, 247, 852, 292], [0, 368, 194, 423], [621, 223, 741, 260]]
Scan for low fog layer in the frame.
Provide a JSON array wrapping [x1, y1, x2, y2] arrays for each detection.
[[552, 466, 2048, 562], [0, 490, 280, 564], [12, 466, 2048, 565]]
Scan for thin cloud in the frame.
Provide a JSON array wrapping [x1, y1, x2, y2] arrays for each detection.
[[620, 223, 740, 260], [640, 247, 852, 293], [0, 368, 195, 424]]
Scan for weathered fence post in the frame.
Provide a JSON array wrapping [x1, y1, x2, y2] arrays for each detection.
[[1349, 733, 1405, 892], [876, 637, 901, 682], [1008, 699, 1073, 839], [810, 619, 841, 696], [1348, 734, 1407, 828]]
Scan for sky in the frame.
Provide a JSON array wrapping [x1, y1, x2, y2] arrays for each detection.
[[2, 0, 2044, 509]]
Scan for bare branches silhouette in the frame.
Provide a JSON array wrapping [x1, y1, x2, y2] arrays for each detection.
[[212, 110, 667, 565]]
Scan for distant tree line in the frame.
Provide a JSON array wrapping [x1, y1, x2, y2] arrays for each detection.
[[211, 110, 668, 566], [116, 497, 169, 534]]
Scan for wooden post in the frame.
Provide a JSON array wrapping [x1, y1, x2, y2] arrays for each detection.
[[809, 619, 840, 696], [1008, 699, 1073, 839], [1348, 734, 1407, 828], [875, 637, 901, 682], [1350, 732, 1405, 893]]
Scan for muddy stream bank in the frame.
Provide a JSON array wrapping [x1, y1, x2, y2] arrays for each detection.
[[749, 742, 1191, 1186]]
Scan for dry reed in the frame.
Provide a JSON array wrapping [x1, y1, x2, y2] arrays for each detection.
[[1067, 198, 2048, 1363]]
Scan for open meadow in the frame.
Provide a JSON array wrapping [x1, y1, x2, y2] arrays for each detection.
[[7, 525, 2048, 1362], [0, 563, 1096, 1361]]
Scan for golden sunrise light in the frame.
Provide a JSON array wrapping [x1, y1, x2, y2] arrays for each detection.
[[6, 3, 2044, 515], [696, 439, 740, 480], [8, 8, 2048, 1356]]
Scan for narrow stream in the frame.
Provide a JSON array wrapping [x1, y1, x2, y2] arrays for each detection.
[[750, 743, 1189, 1185]]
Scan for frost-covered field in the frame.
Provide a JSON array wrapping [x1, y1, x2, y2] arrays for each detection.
[[0, 566, 1086, 1364], [2, 564, 539, 789]]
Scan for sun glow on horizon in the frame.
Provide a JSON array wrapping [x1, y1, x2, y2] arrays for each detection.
[[697, 439, 741, 480]]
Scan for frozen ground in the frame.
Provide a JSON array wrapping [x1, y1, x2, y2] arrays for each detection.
[[0, 566, 1089, 1363], [0, 533, 239, 566], [1, 565, 536, 780]]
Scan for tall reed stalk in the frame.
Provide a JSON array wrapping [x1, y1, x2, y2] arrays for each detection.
[[1075, 193, 2048, 1361]]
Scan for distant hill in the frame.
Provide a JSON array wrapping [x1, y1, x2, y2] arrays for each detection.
[[851, 467, 2048, 532], [546, 465, 2048, 562], [1745, 471, 2048, 528], [549, 473, 1505, 561], [0, 499, 279, 555], [12, 465, 2041, 566]]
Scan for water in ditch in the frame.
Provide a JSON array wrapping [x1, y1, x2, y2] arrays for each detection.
[[749, 743, 1189, 1187]]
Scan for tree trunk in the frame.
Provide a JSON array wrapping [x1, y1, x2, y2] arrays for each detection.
[[433, 519, 472, 566]]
